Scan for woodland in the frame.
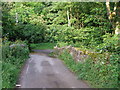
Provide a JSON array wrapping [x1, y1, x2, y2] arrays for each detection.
[[1, 2, 120, 88]]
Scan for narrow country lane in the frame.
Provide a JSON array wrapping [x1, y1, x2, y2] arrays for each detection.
[[18, 50, 90, 88]]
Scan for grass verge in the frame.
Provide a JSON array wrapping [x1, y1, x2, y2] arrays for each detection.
[[30, 43, 56, 50]]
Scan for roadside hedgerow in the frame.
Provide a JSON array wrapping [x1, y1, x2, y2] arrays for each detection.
[[2, 39, 29, 88], [59, 50, 119, 88]]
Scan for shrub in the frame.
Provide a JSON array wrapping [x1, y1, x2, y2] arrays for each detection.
[[56, 42, 68, 48], [59, 50, 119, 88], [11, 23, 46, 43], [2, 40, 29, 88], [96, 34, 120, 54], [77, 53, 119, 88], [56, 26, 104, 48]]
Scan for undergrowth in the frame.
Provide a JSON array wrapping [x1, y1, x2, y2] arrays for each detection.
[[2, 40, 29, 88], [58, 50, 119, 88]]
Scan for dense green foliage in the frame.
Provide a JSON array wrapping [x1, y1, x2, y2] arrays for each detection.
[[0, 39, 2, 89], [2, 40, 29, 88], [2, 3, 46, 43], [2, 2, 119, 45], [1, 2, 115, 43], [0, 6, 2, 89], [2, 2, 120, 88], [59, 50, 119, 88], [2, 2, 119, 48]]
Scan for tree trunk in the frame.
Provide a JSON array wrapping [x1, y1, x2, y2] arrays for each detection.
[[67, 9, 71, 27], [106, 0, 111, 20], [15, 12, 18, 24], [115, 6, 120, 35], [106, 1, 120, 35], [115, 22, 120, 34], [70, 7, 72, 26], [115, 4, 120, 48]]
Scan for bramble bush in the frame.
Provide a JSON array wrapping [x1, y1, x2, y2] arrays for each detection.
[[2, 39, 29, 88]]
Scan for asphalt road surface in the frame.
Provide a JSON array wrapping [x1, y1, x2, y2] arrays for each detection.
[[18, 50, 90, 88]]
